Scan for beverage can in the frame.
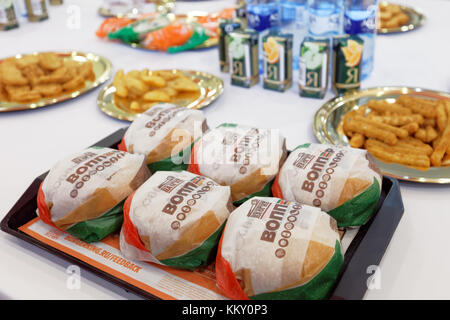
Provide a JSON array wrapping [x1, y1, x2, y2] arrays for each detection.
[[298, 36, 329, 98], [229, 30, 260, 88], [263, 32, 293, 92], [0, 0, 19, 30], [25, 0, 48, 22], [219, 19, 242, 73], [332, 34, 363, 95]]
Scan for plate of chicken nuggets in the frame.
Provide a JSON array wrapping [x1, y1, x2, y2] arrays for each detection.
[[97, 69, 224, 121], [314, 86, 450, 183], [377, 2, 425, 34], [0, 51, 112, 112]]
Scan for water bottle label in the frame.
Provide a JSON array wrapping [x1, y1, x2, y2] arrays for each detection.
[[344, 5, 377, 35], [247, 10, 279, 31]]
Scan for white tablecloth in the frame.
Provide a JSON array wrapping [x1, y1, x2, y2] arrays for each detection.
[[0, 0, 449, 300]]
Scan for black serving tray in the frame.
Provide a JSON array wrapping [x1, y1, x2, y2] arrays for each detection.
[[0, 128, 404, 300]]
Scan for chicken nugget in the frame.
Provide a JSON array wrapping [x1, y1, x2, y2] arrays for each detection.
[[62, 75, 85, 91], [38, 52, 63, 71], [142, 90, 171, 102], [36, 66, 70, 84], [0, 64, 28, 86], [6, 85, 41, 102], [15, 55, 40, 69], [34, 83, 63, 97], [77, 61, 94, 80], [21, 64, 45, 85]]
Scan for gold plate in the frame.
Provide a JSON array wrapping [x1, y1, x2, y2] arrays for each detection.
[[377, 2, 426, 34], [0, 51, 112, 113], [313, 86, 450, 183], [97, 69, 224, 121]]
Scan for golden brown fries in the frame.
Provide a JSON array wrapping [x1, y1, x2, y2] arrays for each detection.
[[342, 95, 450, 169], [0, 52, 93, 103], [112, 69, 200, 113], [378, 3, 410, 29]]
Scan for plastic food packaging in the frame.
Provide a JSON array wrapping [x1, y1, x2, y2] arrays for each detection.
[[120, 170, 233, 269], [272, 143, 382, 227], [188, 123, 286, 205], [216, 196, 343, 300], [37, 147, 151, 242], [118, 104, 208, 173]]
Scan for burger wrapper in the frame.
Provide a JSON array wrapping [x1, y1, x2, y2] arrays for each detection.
[[272, 143, 382, 228], [120, 170, 233, 270], [188, 123, 286, 205], [216, 197, 343, 300], [120, 104, 207, 173], [38, 147, 150, 242]]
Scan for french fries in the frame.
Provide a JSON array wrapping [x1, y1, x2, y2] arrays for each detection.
[[0, 52, 93, 102], [343, 95, 450, 169], [112, 69, 200, 113]]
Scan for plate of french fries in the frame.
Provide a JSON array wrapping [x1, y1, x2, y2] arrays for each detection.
[[314, 86, 450, 183], [97, 68, 224, 121], [377, 2, 426, 34], [0, 51, 112, 112]]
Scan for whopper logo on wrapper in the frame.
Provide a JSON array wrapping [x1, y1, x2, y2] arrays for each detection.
[[216, 196, 343, 300], [188, 123, 286, 205], [118, 103, 207, 173], [37, 147, 151, 242], [120, 170, 234, 270], [272, 143, 382, 227]]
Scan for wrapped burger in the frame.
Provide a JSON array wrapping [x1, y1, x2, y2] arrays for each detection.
[[272, 143, 382, 227], [120, 170, 233, 270], [216, 196, 343, 300], [37, 147, 151, 242], [118, 103, 207, 173], [188, 123, 286, 205]]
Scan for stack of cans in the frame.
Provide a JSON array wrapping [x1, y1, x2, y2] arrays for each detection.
[[219, 20, 364, 98]]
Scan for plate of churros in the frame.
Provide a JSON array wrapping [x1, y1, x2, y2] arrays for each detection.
[[0, 51, 112, 113], [377, 2, 426, 34], [97, 68, 224, 121], [314, 86, 450, 183]]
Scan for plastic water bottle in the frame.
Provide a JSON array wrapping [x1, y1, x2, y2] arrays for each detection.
[[344, 0, 377, 79], [308, 0, 343, 37], [246, 0, 280, 74], [279, 0, 308, 70]]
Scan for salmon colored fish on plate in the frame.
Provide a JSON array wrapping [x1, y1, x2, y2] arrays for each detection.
[[142, 23, 193, 51]]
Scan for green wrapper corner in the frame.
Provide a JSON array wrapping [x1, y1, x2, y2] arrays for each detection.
[[147, 142, 194, 173], [251, 241, 343, 300], [293, 143, 311, 151], [160, 221, 226, 270], [65, 199, 125, 243], [328, 177, 381, 228]]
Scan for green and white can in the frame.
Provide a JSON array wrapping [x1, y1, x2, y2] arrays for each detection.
[[298, 36, 330, 99], [229, 29, 260, 88], [332, 35, 364, 95], [263, 32, 293, 92], [219, 19, 242, 73]]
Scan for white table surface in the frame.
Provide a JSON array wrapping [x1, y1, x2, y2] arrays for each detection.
[[0, 0, 449, 300]]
